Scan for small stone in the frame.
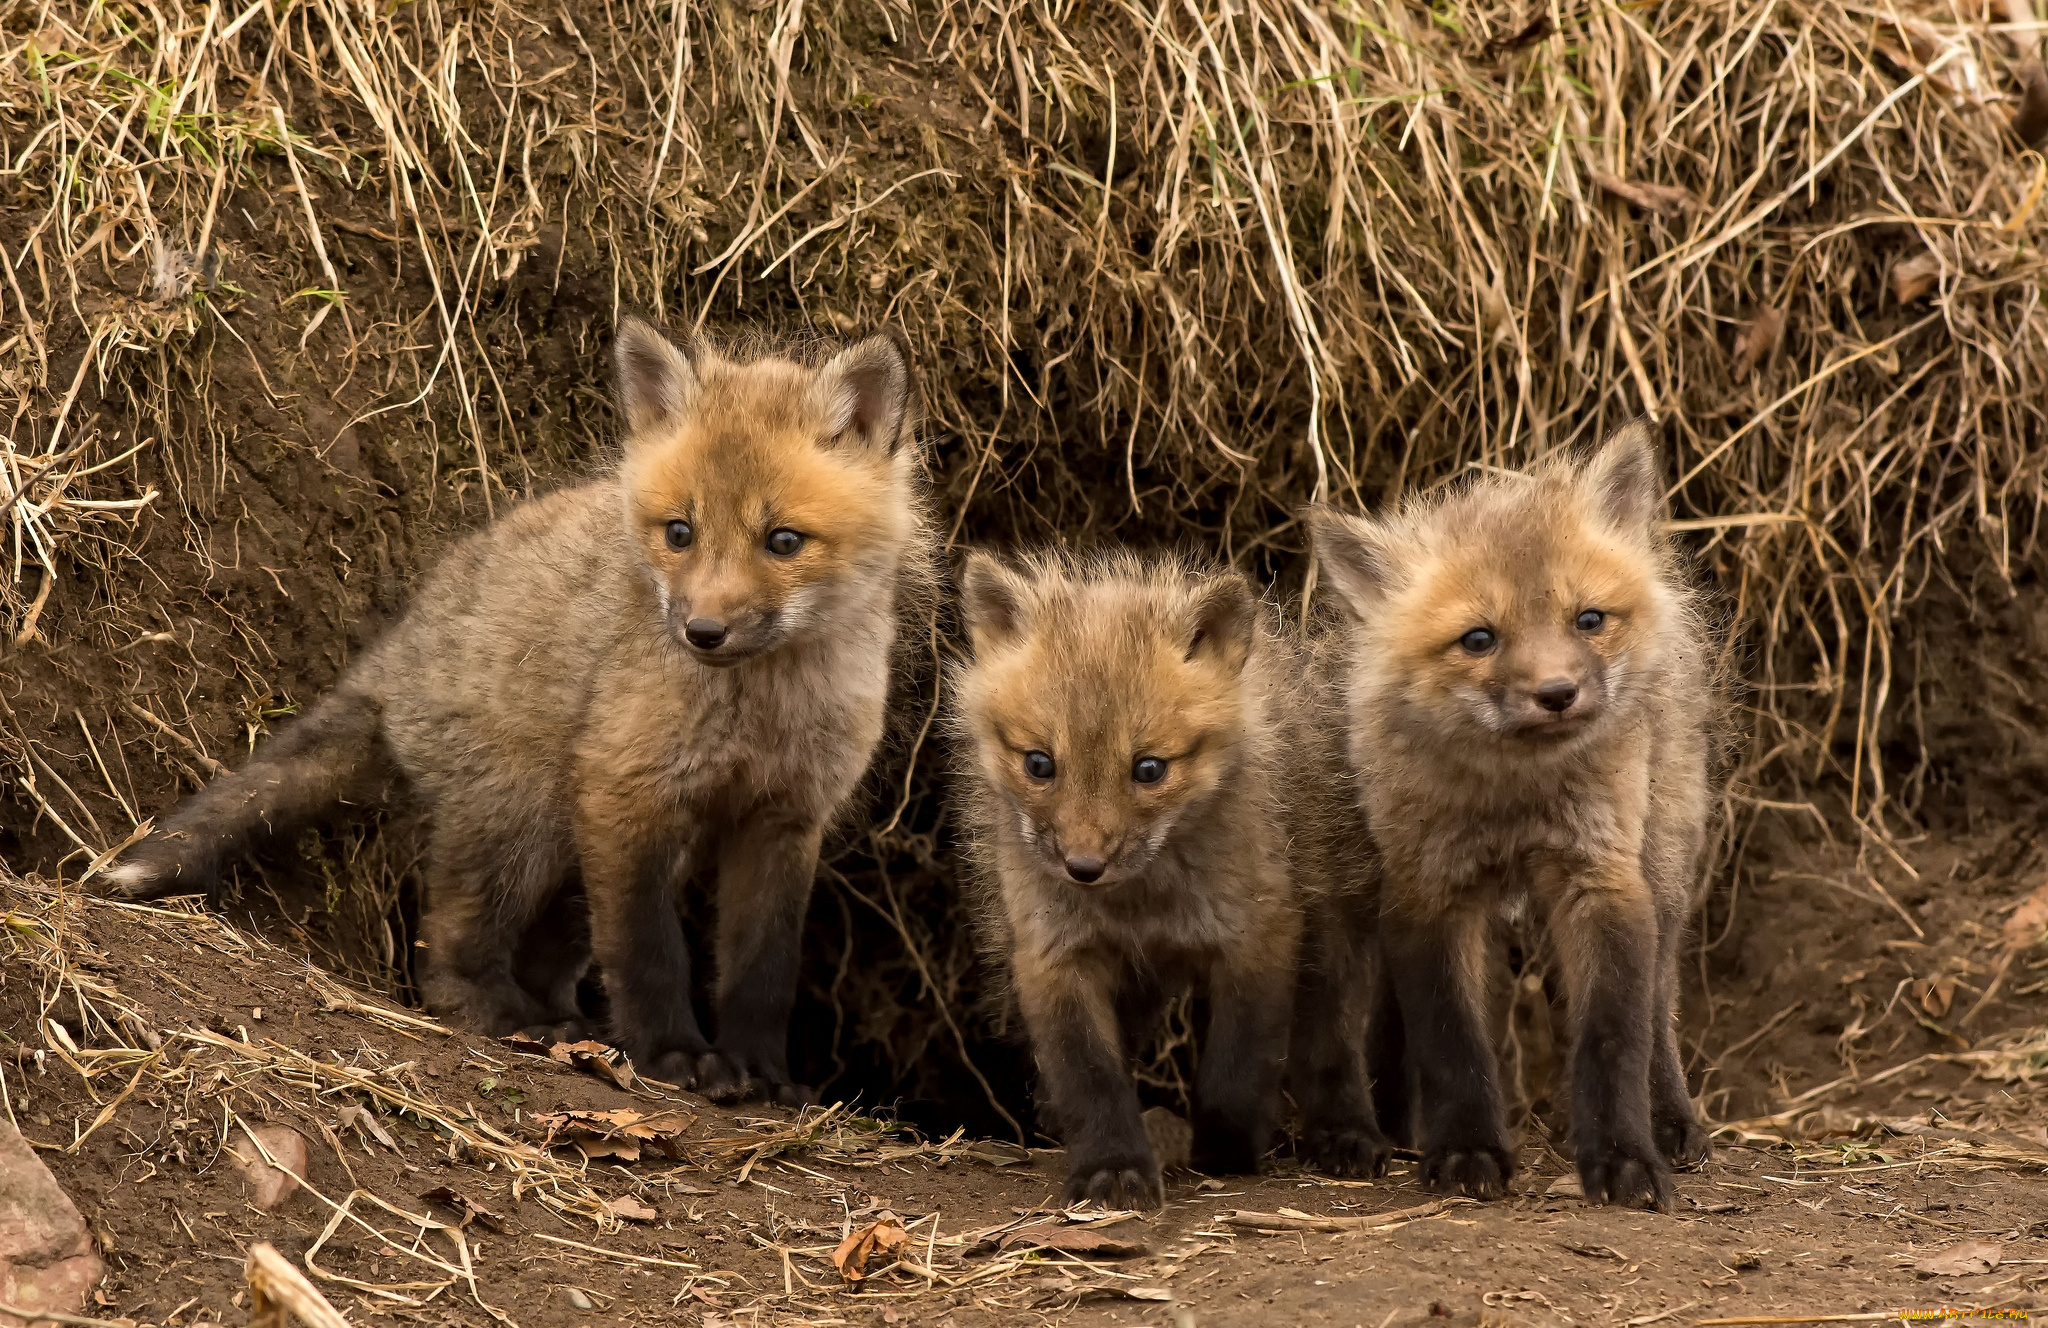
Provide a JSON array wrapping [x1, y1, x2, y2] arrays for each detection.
[[565, 1287, 594, 1310], [0, 1122, 104, 1328], [229, 1125, 310, 1212]]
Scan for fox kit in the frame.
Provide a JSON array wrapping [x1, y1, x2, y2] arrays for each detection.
[[107, 319, 926, 1103], [952, 552, 1387, 1208], [1307, 420, 1713, 1210]]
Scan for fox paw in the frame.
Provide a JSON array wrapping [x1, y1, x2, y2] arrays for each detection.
[[1302, 1124, 1393, 1179], [1654, 1110, 1712, 1170], [517, 1018, 594, 1045], [1420, 1140, 1516, 1200], [693, 1050, 814, 1107], [1065, 1156, 1163, 1210], [1578, 1137, 1672, 1210]]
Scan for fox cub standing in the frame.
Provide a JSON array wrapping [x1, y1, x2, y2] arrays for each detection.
[[1308, 421, 1713, 1210], [952, 552, 1389, 1208], [107, 319, 927, 1104]]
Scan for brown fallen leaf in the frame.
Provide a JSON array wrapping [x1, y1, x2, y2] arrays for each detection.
[[499, 1032, 551, 1057], [1961, 876, 2048, 1024], [419, 1185, 510, 1234], [1592, 171, 1695, 218], [2014, 61, 2048, 148], [1891, 251, 1944, 304], [833, 1212, 912, 1283], [1544, 1173, 1584, 1199], [1732, 306, 1786, 382], [1000, 1219, 1150, 1258], [230, 1125, 309, 1212], [550, 1039, 640, 1092], [1915, 1239, 2001, 1277], [531, 1107, 697, 1163], [1914, 974, 1957, 1017], [1124, 1286, 1174, 1302], [1563, 1240, 1627, 1261], [608, 1195, 659, 1222], [1484, 15, 1551, 53], [337, 1103, 400, 1152]]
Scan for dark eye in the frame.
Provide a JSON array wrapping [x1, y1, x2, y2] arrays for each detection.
[[766, 528, 804, 557], [1132, 756, 1168, 784], [665, 519, 692, 551], [1575, 609, 1606, 633], [1023, 750, 1056, 781], [1459, 627, 1497, 655]]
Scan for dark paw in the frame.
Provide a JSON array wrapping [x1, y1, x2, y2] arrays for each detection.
[[1420, 1141, 1516, 1200], [1578, 1138, 1673, 1210], [693, 1050, 812, 1105], [645, 1045, 712, 1086], [1302, 1124, 1393, 1178], [1190, 1123, 1265, 1177], [1654, 1109, 1712, 1170], [517, 1018, 594, 1044], [1065, 1157, 1163, 1210]]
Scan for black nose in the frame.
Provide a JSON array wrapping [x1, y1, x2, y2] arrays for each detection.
[[685, 618, 728, 649], [1064, 855, 1106, 884], [1534, 678, 1579, 713]]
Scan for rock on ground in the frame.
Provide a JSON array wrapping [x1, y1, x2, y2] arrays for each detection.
[[0, 1122, 103, 1328]]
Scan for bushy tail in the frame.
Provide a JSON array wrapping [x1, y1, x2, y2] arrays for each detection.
[[102, 687, 395, 900]]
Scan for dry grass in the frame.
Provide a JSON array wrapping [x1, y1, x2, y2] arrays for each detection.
[[2, 0, 2046, 1113]]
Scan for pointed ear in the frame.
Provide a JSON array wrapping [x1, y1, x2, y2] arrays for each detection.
[[1306, 504, 1401, 621], [809, 329, 913, 452], [1582, 418, 1664, 531], [1186, 572, 1255, 674], [960, 551, 1030, 653], [614, 316, 700, 438]]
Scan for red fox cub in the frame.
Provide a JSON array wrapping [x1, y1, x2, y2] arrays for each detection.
[[952, 552, 1388, 1208], [107, 319, 926, 1104], [1307, 420, 1714, 1210]]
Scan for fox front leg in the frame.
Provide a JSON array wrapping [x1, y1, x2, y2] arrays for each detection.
[[1546, 861, 1669, 1210], [1381, 901, 1516, 1199], [1193, 959, 1293, 1176], [701, 816, 824, 1106], [582, 821, 714, 1084], [1015, 951, 1161, 1209]]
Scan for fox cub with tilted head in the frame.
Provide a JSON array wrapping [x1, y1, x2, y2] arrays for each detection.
[[1307, 420, 1715, 1210], [951, 551, 1389, 1208], [106, 318, 928, 1104]]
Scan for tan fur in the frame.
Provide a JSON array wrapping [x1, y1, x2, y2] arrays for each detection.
[[951, 551, 1385, 1206], [1309, 419, 1715, 1209], [108, 319, 930, 1103]]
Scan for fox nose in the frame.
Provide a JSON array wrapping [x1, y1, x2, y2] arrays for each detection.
[[1534, 678, 1579, 713], [1063, 855, 1106, 884], [685, 618, 728, 649]]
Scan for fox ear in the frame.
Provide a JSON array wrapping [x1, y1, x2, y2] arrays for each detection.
[[960, 552, 1029, 652], [811, 329, 913, 452], [1186, 572, 1255, 674], [614, 317, 700, 439], [1583, 418, 1664, 532], [1307, 504, 1400, 620]]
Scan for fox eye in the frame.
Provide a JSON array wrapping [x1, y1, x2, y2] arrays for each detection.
[[1459, 627, 1497, 655], [665, 519, 693, 551], [1023, 750, 1056, 781], [766, 528, 805, 557], [1132, 756, 1168, 784], [1575, 608, 1607, 633]]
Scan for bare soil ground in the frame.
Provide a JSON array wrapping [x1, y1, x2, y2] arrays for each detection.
[[7, 818, 2047, 1328]]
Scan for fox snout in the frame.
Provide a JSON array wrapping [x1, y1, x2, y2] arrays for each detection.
[[1500, 643, 1602, 735], [666, 595, 781, 665]]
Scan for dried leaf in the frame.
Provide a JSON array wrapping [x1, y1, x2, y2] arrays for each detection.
[[1592, 171, 1695, 218], [230, 1125, 309, 1212], [2001, 879, 2048, 949], [1732, 307, 1786, 382], [1124, 1286, 1174, 1302], [531, 1107, 697, 1163], [964, 1140, 1032, 1167], [337, 1104, 400, 1152], [1000, 1219, 1149, 1258], [549, 1039, 640, 1092], [419, 1185, 510, 1234], [608, 1195, 659, 1222], [1544, 1174, 1584, 1199], [1915, 1240, 2001, 1277], [1914, 974, 1957, 1017], [1563, 1240, 1627, 1261], [832, 1213, 912, 1283], [1892, 251, 1943, 304]]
